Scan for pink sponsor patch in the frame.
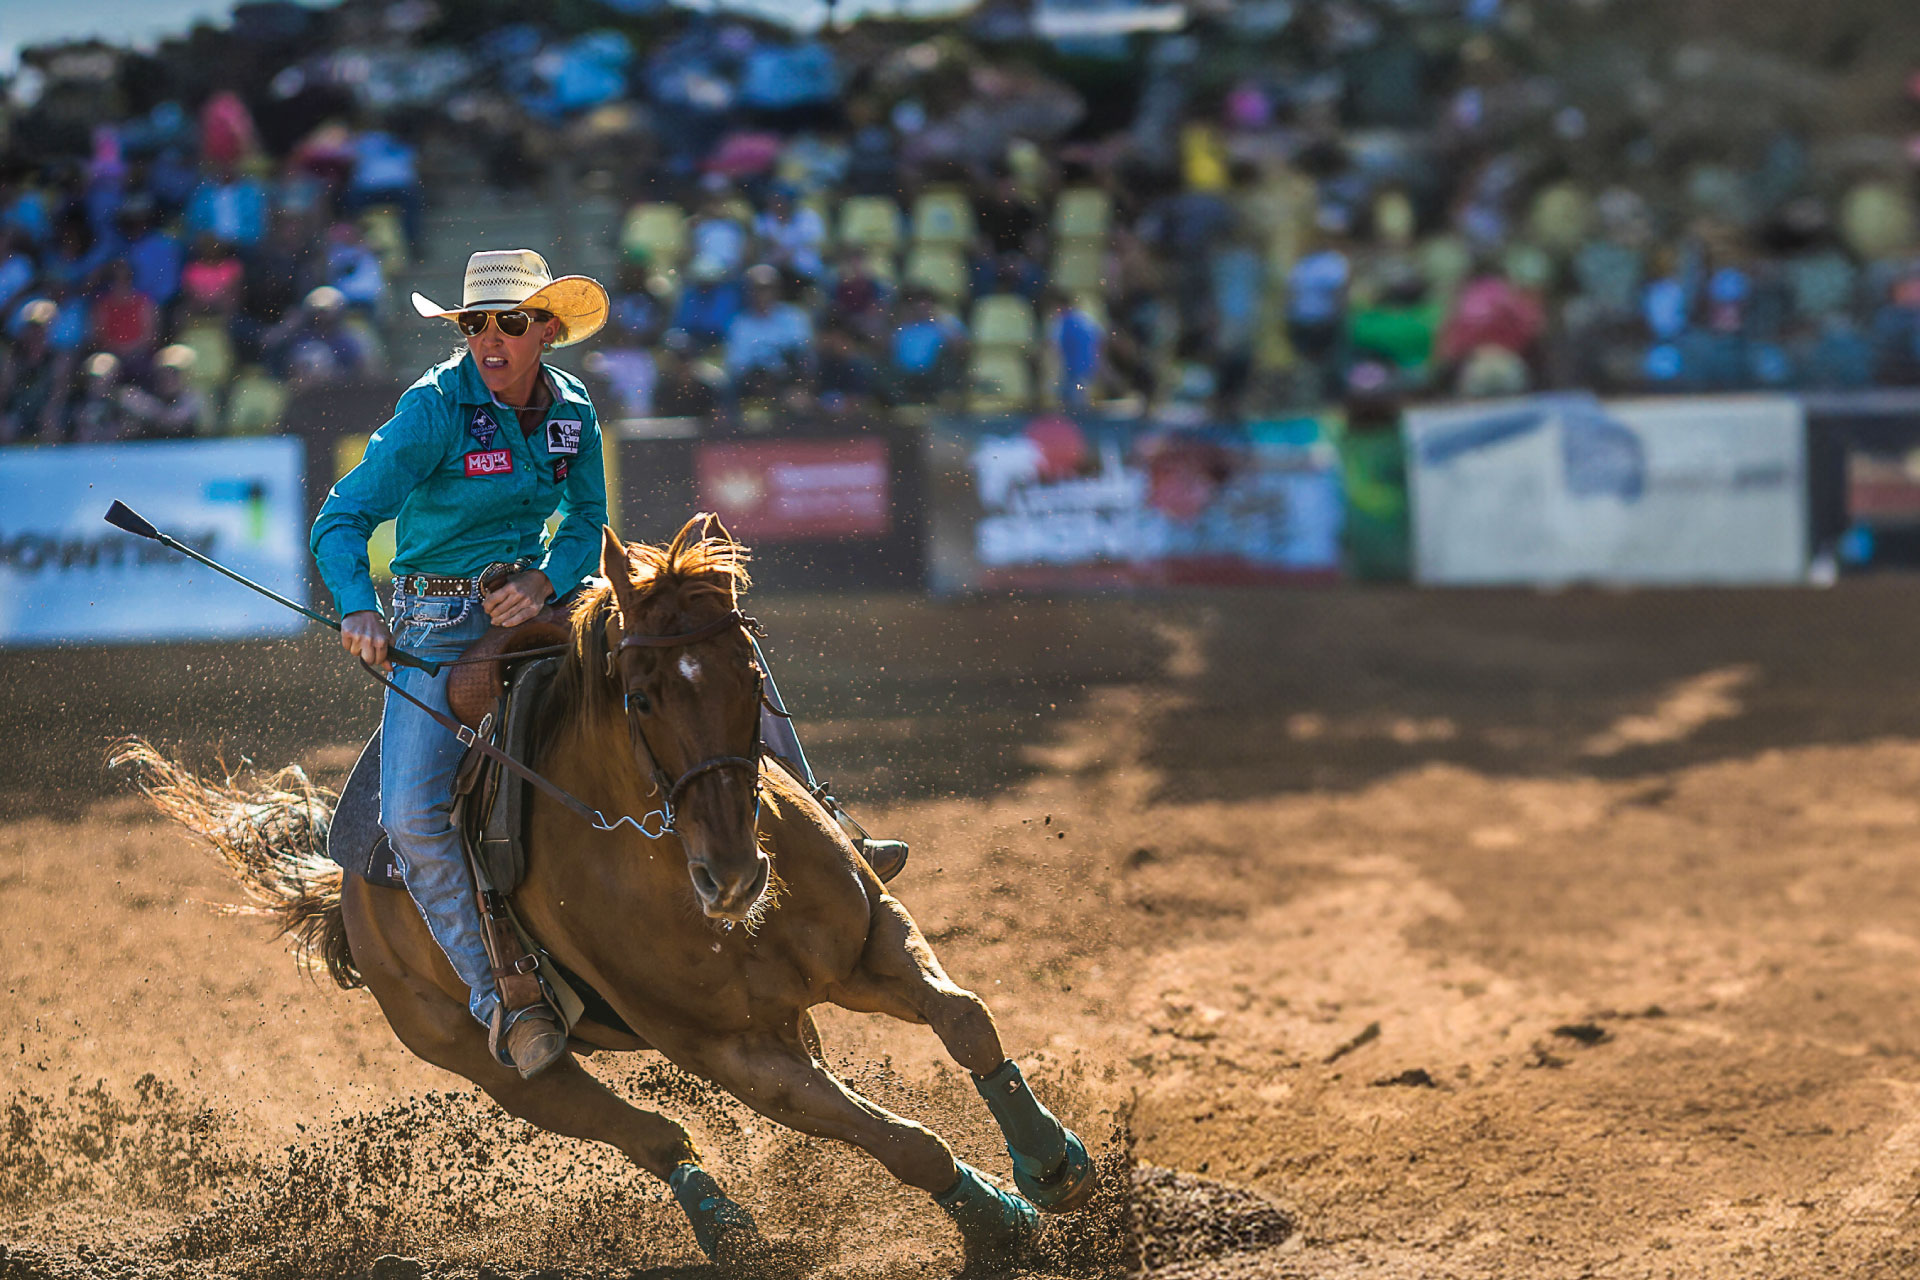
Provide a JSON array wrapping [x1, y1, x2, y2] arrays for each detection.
[[464, 449, 513, 476]]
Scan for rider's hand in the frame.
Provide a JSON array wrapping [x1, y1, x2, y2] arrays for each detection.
[[484, 570, 553, 628], [341, 610, 393, 671]]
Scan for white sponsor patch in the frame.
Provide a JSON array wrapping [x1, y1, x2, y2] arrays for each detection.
[[545, 418, 582, 455]]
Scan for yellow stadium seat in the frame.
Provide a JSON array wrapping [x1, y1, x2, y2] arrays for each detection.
[[969, 348, 1034, 412], [1069, 292, 1109, 328], [223, 365, 288, 436], [1418, 234, 1473, 301], [849, 249, 898, 284], [904, 244, 968, 303], [1372, 189, 1416, 249], [358, 206, 408, 269], [620, 202, 688, 265], [838, 196, 905, 253], [971, 295, 1037, 348], [912, 188, 975, 245], [1053, 187, 1112, 240], [1051, 241, 1105, 293], [1503, 241, 1554, 291], [175, 320, 234, 398]]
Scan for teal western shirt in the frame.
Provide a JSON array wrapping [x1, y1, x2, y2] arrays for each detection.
[[311, 351, 609, 617]]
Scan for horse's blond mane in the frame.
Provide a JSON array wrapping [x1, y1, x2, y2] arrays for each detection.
[[543, 515, 752, 751]]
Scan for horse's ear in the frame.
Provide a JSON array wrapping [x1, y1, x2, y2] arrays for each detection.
[[600, 525, 637, 616], [693, 511, 742, 601]]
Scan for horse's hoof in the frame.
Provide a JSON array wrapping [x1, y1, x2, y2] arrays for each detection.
[[1010, 1127, 1099, 1213], [669, 1162, 761, 1263], [936, 1160, 1042, 1268]]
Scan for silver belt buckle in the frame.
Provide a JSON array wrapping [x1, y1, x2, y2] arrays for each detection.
[[478, 560, 522, 594]]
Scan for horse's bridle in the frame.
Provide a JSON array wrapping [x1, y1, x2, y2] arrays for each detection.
[[607, 605, 775, 840]]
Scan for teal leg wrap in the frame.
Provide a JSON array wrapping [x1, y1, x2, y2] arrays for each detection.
[[668, 1162, 759, 1261], [973, 1060, 1099, 1213], [935, 1160, 1041, 1266]]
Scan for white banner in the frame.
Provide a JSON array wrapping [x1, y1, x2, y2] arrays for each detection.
[[1406, 395, 1807, 586], [0, 439, 308, 645]]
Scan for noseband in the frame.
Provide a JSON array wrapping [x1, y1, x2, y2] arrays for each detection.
[[611, 607, 767, 838]]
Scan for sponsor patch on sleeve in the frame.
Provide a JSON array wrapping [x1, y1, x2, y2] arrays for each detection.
[[552, 457, 570, 483], [463, 448, 514, 476], [545, 418, 582, 455]]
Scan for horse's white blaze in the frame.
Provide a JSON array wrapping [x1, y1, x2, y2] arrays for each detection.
[[678, 654, 702, 683]]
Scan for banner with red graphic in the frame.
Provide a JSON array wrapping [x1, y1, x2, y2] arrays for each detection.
[[695, 438, 892, 541]]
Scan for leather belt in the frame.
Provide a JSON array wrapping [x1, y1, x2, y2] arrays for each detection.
[[397, 560, 530, 598]]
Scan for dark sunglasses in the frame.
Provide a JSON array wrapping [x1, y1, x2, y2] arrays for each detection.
[[454, 308, 551, 338]]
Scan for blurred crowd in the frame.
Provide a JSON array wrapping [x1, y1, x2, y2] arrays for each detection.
[[0, 79, 404, 442], [7, 0, 1920, 443]]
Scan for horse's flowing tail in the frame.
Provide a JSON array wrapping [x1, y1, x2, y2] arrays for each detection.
[[110, 738, 362, 990]]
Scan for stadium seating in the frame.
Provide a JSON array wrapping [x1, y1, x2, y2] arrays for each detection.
[[904, 243, 968, 303], [358, 206, 408, 271], [969, 346, 1033, 411], [838, 196, 905, 254], [620, 202, 689, 266], [970, 295, 1036, 348], [1418, 234, 1473, 302], [175, 320, 234, 400], [1051, 241, 1105, 294], [912, 188, 975, 246], [1053, 187, 1111, 241], [223, 365, 287, 435]]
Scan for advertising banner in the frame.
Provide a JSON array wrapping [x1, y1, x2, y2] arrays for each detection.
[[1802, 392, 1920, 570], [695, 438, 893, 541], [927, 414, 1344, 593], [1405, 394, 1807, 585], [0, 438, 308, 645]]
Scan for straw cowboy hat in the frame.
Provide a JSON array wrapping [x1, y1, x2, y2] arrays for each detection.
[[410, 249, 610, 347]]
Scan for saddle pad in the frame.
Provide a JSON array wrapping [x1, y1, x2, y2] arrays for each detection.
[[330, 728, 405, 888]]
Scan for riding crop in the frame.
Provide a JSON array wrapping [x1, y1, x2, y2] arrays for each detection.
[[102, 499, 442, 674]]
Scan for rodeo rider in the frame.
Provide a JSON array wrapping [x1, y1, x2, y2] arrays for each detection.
[[312, 249, 905, 1080]]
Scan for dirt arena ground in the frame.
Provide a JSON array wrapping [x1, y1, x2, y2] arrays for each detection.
[[6, 582, 1920, 1278]]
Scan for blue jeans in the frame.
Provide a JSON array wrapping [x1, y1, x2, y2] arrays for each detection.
[[379, 591, 503, 1030]]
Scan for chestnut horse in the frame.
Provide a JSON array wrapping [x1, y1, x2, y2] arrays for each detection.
[[122, 515, 1095, 1271]]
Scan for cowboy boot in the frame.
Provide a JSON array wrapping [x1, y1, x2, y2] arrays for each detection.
[[504, 1006, 568, 1079], [859, 837, 910, 884]]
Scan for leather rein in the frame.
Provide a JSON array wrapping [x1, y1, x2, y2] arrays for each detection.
[[361, 604, 777, 842]]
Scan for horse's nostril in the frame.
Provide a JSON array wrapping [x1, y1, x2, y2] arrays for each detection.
[[690, 863, 720, 901]]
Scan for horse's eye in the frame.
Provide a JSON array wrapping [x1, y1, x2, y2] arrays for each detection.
[[624, 688, 652, 715]]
